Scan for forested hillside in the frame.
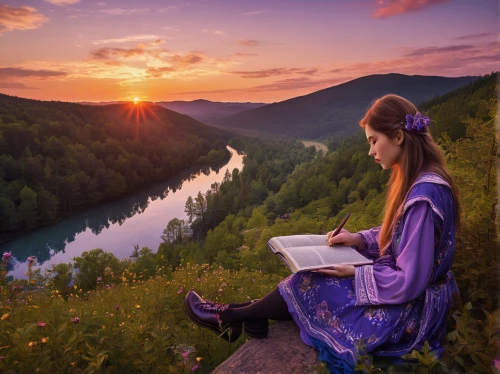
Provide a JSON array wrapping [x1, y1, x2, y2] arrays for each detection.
[[0, 95, 232, 240], [211, 73, 479, 139]]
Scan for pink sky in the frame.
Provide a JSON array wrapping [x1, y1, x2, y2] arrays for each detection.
[[0, 0, 497, 103]]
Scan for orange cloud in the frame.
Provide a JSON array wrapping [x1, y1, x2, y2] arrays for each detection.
[[90, 46, 147, 60], [373, 0, 452, 18], [231, 68, 319, 79], [0, 5, 48, 35]]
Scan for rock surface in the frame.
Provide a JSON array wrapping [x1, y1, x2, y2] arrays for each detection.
[[212, 321, 319, 374]]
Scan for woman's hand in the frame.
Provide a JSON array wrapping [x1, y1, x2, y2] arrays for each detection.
[[312, 265, 355, 278], [327, 229, 366, 249]]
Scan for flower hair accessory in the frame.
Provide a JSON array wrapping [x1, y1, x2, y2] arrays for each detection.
[[403, 112, 430, 133]]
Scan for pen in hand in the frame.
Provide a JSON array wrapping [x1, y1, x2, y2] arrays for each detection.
[[329, 212, 351, 241]]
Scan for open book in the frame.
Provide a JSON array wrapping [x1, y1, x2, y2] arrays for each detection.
[[267, 234, 373, 274]]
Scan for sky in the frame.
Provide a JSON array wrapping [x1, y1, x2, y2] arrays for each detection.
[[0, 0, 497, 103]]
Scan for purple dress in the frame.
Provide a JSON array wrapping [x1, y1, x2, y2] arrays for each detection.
[[278, 173, 459, 368]]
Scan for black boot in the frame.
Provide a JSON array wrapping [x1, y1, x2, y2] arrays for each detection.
[[184, 291, 242, 343]]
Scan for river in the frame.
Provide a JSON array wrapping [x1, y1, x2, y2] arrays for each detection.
[[1, 146, 244, 279]]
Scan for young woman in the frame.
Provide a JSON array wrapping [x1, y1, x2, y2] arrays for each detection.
[[184, 94, 460, 372]]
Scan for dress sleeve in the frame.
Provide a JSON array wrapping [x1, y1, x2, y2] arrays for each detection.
[[357, 226, 381, 259], [354, 201, 434, 305]]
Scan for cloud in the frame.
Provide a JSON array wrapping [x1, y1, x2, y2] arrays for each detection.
[[99, 8, 149, 15], [231, 68, 319, 79], [44, 0, 81, 5], [93, 34, 164, 45], [0, 81, 38, 89], [237, 39, 260, 47], [90, 46, 147, 60], [373, 0, 452, 18], [403, 44, 474, 57], [242, 10, 263, 16], [0, 67, 67, 79], [453, 32, 493, 40], [0, 5, 48, 35]]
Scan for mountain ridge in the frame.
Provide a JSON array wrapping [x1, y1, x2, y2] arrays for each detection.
[[210, 73, 481, 138]]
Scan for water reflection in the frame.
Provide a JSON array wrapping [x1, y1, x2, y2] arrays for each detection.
[[1, 147, 244, 279]]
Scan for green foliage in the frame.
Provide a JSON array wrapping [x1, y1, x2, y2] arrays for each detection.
[[73, 249, 123, 291], [0, 96, 231, 239], [0, 262, 281, 373]]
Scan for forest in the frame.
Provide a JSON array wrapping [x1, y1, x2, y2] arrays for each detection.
[[0, 95, 232, 240]]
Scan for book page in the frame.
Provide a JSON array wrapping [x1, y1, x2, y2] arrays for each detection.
[[268, 235, 329, 251], [314, 246, 372, 266], [280, 247, 325, 270], [280, 245, 372, 272]]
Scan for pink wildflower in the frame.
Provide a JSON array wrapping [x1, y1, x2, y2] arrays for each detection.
[[115, 305, 120, 310], [38, 322, 46, 327], [105, 284, 111, 290], [217, 288, 223, 293], [191, 365, 199, 371], [73, 317, 80, 324], [178, 287, 184, 294], [197, 278, 201, 283], [2, 252, 12, 265], [27, 256, 35, 264], [97, 276, 102, 282]]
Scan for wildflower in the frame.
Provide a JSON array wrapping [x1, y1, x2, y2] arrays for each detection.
[[0, 356, 4, 359], [178, 287, 184, 294], [41, 337, 49, 343], [135, 304, 140, 309], [197, 278, 201, 283], [196, 357, 202, 363], [97, 276, 102, 282], [2, 252, 12, 265], [38, 322, 46, 327], [115, 305, 120, 310], [27, 256, 35, 264], [74, 285, 78, 289], [1, 313, 9, 320], [28, 341, 36, 347], [217, 288, 223, 293], [105, 284, 111, 290], [73, 317, 80, 324], [191, 365, 199, 371]]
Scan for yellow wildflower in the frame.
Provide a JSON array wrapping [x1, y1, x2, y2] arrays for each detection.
[[196, 357, 203, 363], [28, 341, 36, 347], [42, 337, 49, 343], [1, 313, 9, 320], [74, 285, 78, 289], [122, 277, 127, 282], [136, 304, 140, 309]]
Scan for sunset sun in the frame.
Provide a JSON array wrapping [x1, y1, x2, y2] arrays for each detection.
[[133, 97, 140, 104]]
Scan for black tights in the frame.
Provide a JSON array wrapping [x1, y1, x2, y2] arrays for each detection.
[[223, 286, 292, 322]]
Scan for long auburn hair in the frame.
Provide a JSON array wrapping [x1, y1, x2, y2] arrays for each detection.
[[359, 94, 460, 254]]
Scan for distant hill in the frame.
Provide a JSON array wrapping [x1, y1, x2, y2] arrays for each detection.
[[211, 73, 480, 139], [156, 99, 266, 124]]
